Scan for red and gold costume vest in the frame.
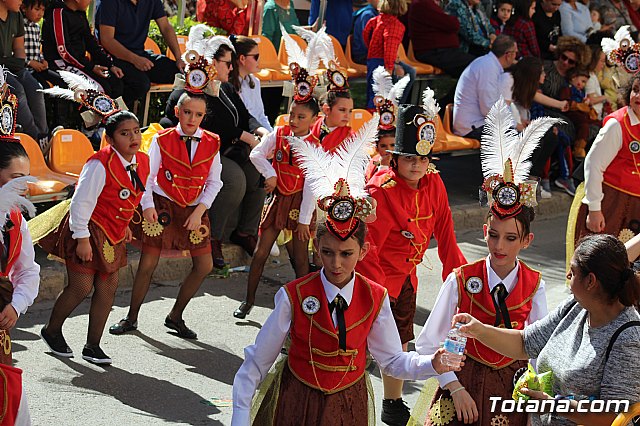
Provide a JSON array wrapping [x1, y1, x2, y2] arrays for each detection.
[[284, 272, 387, 394], [273, 126, 320, 195], [0, 364, 23, 425], [602, 107, 640, 197], [0, 210, 22, 278], [155, 127, 220, 207], [89, 146, 150, 245], [456, 258, 541, 369], [309, 117, 352, 152]]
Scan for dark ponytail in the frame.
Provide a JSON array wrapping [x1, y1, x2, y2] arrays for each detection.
[[0, 142, 28, 171], [574, 234, 640, 307]]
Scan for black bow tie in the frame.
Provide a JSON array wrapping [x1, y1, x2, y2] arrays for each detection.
[[126, 163, 145, 192], [491, 283, 512, 328], [329, 295, 348, 350], [181, 135, 200, 163]]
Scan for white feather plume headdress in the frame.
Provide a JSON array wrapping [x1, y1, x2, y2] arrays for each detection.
[[281, 25, 329, 102], [41, 71, 126, 128], [601, 25, 640, 73], [421, 87, 440, 121], [287, 115, 379, 240], [481, 98, 561, 218], [0, 176, 37, 243], [372, 66, 410, 130]]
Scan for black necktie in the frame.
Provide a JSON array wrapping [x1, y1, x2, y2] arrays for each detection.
[[329, 295, 348, 351], [491, 283, 512, 329], [319, 124, 330, 142], [181, 135, 200, 163], [0, 218, 12, 272], [126, 164, 145, 192]]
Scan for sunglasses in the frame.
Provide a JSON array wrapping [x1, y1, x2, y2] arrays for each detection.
[[217, 59, 233, 69], [560, 53, 576, 66], [245, 53, 260, 61]]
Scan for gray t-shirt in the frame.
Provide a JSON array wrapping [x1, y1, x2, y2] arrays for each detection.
[[523, 297, 640, 426]]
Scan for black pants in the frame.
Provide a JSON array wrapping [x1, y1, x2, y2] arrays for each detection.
[[114, 52, 178, 106], [530, 130, 559, 178], [415, 48, 475, 78]]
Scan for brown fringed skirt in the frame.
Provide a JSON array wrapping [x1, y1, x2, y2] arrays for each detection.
[[426, 358, 528, 426], [38, 213, 127, 274], [260, 190, 316, 232], [131, 192, 211, 257]]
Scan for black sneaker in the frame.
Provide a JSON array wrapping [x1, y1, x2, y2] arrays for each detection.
[[40, 326, 73, 358], [381, 398, 411, 426], [82, 345, 112, 365]]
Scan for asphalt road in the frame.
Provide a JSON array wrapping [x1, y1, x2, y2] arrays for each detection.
[[12, 211, 570, 425]]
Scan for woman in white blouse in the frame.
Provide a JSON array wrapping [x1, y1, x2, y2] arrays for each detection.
[[230, 35, 274, 132]]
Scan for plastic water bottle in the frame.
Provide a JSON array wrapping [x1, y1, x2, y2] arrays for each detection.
[[442, 322, 467, 368]]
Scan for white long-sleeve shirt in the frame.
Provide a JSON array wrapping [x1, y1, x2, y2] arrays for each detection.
[[232, 269, 440, 426], [140, 124, 223, 211], [7, 218, 40, 318], [239, 75, 273, 132], [415, 256, 547, 388], [582, 108, 636, 211], [69, 150, 138, 240], [249, 129, 315, 225]]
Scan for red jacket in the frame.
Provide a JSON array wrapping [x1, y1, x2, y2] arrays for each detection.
[[0, 210, 22, 278], [155, 127, 220, 207], [455, 258, 541, 369], [602, 107, 640, 197], [409, 0, 461, 54], [357, 168, 466, 298], [273, 126, 320, 195], [89, 146, 150, 245], [285, 272, 387, 393], [309, 118, 353, 152]]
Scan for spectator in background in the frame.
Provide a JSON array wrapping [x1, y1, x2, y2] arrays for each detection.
[[309, 0, 352, 46], [586, 44, 608, 119], [559, 67, 600, 159], [22, 0, 64, 89], [352, 0, 379, 64], [505, 0, 541, 57], [540, 35, 589, 100], [229, 35, 273, 132], [0, 0, 49, 151], [453, 35, 518, 138], [95, 0, 185, 107], [42, 0, 124, 98], [533, 0, 562, 60], [196, 0, 249, 35], [408, 0, 475, 77], [600, 0, 637, 34], [490, 0, 514, 34], [363, 0, 415, 107], [445, 0, 496, 56], [262, 0, 300, 51], [559, 0, 592, 42]]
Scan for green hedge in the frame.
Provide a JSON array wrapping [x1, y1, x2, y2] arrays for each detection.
[[148, 16, 226, 55]]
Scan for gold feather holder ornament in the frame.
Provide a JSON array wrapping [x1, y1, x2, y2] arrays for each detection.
[[325, 60, 349, 93], [290, 62, 319, 103], [602, 26, 640, 73]]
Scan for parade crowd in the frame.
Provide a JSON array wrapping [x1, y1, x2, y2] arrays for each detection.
[[0, 0, 639, 424]]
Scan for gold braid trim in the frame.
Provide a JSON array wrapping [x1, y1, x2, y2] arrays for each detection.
[[308, 361, 358, 372]]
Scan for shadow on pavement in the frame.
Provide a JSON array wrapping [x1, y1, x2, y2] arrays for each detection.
[[55, 356, 223, 424]]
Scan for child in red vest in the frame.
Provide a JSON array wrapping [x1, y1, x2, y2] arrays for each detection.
[[413, 99, 555, 426], [38, 92, 148, 364], [365, 66, 408, 181], [234, 25, 323, 319], [356, 89, 467, 425], [109, 37, 224, 339], [0, 75, 39, 423], [232, 115, 461, 426]]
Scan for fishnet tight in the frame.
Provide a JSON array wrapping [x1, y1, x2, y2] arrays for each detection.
[[46, 265, 119, 346]]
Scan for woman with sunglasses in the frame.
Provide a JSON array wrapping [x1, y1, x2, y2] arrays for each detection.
[[162, 33, 270, 269], [229, 35, 273, 132]]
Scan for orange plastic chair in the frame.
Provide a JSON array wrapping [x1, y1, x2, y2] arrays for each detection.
[[166, 35, 188, 60], [345, 35, 367, 75], [397, 44, 434, 75], [250, 35, 290, 82], [408, 41, 444, 75], [350, 109, 373, 132], [328, 35, 365, 79], [16, 133, 76, 203], [275, 114, 289, 126], [49, 129, 95, 176], [141, 38, 174, 126], [278, 34, 308, 69], [432, 104, 480, 153]]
